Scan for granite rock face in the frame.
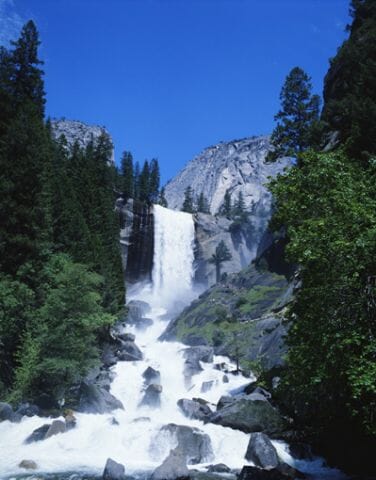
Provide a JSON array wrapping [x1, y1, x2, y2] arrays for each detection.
[[164, 136, 290, 215], [51, 118, 115, 163]]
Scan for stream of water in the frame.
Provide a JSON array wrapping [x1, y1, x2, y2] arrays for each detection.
[[0, 205, 347, 479]]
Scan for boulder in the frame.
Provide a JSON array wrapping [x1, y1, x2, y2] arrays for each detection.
[[277, 463, 306, 479], [45, 419, 66, 439], [0, 402, 19, 422], [142, 366, 161, 385], [15, 402, 40, 418], [24, 424, 50, 444], [101, 344, 118, 368], [238, 466, 291, 480], [216, 395, 234, 410], [103, 458, 126, 480], [245, 432, 279, 469], [244, 384, 272, 400], [223, 375, 229, 383], [177, 398, 212, 421], [288, 442, 314, 460], [159, 423, 214, 464], [117, 340, 143, 361], [151, 447, 190, 480], [127, 300, 151, 319], [78, 382, 124, 414], [34, 392, 59, 410], [64, 410, 77, 430], [117, 332, 136, 342], [139, 384, 162, 408], [183, 346, 214, 364], [208, 396, 286, 434], [19, 460, 38, 470], [201, 381, 214, 393], [207, 463, 231, 473]]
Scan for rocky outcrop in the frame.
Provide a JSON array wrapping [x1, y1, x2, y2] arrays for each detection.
[[151, 448, 190, 480], [177, 398, 213, 421], [164, 136, 291, 215], [77, 382, 124, 414], [117, 199, 154, 284], [103, 458, 126, 480], [245, 432, 279, 468], [51, 118, 115, 163], [139, 384, 162, 408], [161, 263, 292, 373]]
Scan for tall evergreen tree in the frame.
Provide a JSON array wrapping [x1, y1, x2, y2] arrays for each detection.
[[267, 67, 322, 162], [197, 192, 210, 213], [133, 161, 141, 200], [221, 189, 232, 217], [120, 151, 134, 199], [209, 241, 232, 283], [149, 158, 160, 203], [159, 187, 168, 208], [182, 186, 195, 213], [138, 160, 150, 203]]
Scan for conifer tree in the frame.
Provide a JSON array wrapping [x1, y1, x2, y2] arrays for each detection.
[[182, 186, 195, 213], [133, 161, 141, 200], [149, 158, 160, 203], [197, 192, 210, 213], [159, 187, 168, 208], [120, 151, 134, 199], [222, 189, 232, 217], [209, 241, 232, 282], [138, 160, 150, 203], [267, 67, 322, 162]]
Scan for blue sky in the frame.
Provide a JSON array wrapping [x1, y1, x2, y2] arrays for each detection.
[[1, 0, 350, 184]]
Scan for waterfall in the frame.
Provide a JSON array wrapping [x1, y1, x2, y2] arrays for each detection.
[[151, 205, 195, 307], [0, 205, 346, 479]]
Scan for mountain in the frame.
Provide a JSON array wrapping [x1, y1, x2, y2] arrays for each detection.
[[164, 135, 291, 214], [51, 118, 115, 163]]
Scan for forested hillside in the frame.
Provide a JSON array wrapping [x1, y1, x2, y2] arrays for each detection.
[[0, 21, 124, 403]]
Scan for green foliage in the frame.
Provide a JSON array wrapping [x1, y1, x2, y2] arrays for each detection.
[[12, 254, 115, 401], [197, 192, 210, 214], [120, 151, 134, 199], [209, 240, 232, 282], [221, 189, 232, 217], [267, 67, 322, 161], [182, 186, 195, 213], [322, 0, 376, 162], [269, 149, 376, 436]]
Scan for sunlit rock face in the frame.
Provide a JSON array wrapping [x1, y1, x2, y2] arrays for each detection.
[[51, 118, 115, 163], [164, 135, 290, 215]]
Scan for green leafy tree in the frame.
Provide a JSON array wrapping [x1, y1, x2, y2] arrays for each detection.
[[182, 186, 195, 213], [209, 240, 232, 283], [120, 151, 134, 199], [269, 149, 376, 440], [267, 67, 322, 162], [13, 254, 115, 401]]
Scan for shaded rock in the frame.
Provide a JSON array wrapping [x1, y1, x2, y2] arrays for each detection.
[[19, 460, 38, 470], [45, 419, 66, 439], [101, 344, 118, 368], [209, 396, 286, 434], [238, 466, 290, 480], [244, 384, 272, 400], [34, 393, 59, 410], [142, 366, 161, 385], [111, 417, 120, 426], [78, 382, 124, 414], [177, 398, 212, 421], [132, 416, 151, 423], [159, 423, 214, 464], [277, 462, 306, 479], [207, 463, 231, 473], [63, 410, 77, 430], [117, 340, 143, 361], [288, 442, 314, 460], [217, 395, 234, 410], [183, 346, 214, 364], [103, 458, 126, 480], [201, 381, 214, 393], [140, 384, 162, 408], [245, 432, 279, 469], [222, 375, 229, 383], [24, 424, 50, 444], [117, 332, 136, 342], [127, 300, 151, 319], [151, 447, 190, 480], [0, 402, 19, 422], [16, 402, 40, 418]]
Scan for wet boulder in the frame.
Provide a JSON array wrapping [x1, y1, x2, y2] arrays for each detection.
[[216, 395, 234, 410], [45, 419, 66, 439], [201, 381, 214, 393], [117, 332, 136, 342], [207, 463, 231, 473], [103, 458, 126, 480], [177, 398, 212, 421], [127, 300, 151, 319], [288, 442, 314, 460], [245, 432, 279, 469], [78, 382, 124, 414], [142, 366, 161, 385], [0, 402, 20, 423], [238, 466, 291, 480], [101, 344, 118, 368], [159, 423, 214, 464], [140, 383, 163, 408], [19, 460, 38, 470], [64, 410, 77, 430], [183, 346, 214, 364], [208, 395, 286, 435], [15, 402, 40, 418], [24, 424, 50, 444], [151, 447, 190, 480], [117, 340, 143, 361]]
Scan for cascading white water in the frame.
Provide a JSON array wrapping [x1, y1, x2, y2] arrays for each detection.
[[0, 205, 347, 479]]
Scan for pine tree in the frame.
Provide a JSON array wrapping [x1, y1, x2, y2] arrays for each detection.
[[159, 187, 168, 208], [138, 160, 150, 203], [267, 67, 322, 162], [182, 186, 195, 213], [209, 241, 232, 283], [222, 189, 232, 217], [197, 192, 210, 214], [120, 151, 134, 199], [133, 161, 141, 200], [149, 158, 160, 203]]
